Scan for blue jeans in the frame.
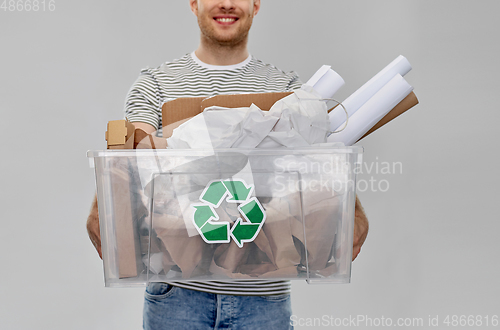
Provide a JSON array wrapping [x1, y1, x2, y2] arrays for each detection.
[[143, 283, 293, 329]]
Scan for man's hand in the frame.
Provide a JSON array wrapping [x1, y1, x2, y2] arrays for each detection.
[[87, 195, 102, 259], [352, 195, 369, 261]]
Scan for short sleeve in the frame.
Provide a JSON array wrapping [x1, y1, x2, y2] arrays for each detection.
[[287, 71, 303, 91], [124, 69, 163, 130]]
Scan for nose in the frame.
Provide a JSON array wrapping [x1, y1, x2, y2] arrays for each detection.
[[218, 0, 235, 11]]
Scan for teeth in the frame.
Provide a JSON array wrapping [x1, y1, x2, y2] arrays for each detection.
[[216, 18, 236, 23]]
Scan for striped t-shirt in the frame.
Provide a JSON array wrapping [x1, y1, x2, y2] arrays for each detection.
[[125, 52, 302, 137], [125, 52, 302, 296]]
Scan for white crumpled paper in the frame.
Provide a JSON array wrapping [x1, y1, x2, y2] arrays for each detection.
[[166, 86, 332, 150], [256, 86, 330, 148]]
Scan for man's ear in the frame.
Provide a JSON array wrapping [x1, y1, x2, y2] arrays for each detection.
[[189, 0, 198, 16], [253, 0, 260, 17]]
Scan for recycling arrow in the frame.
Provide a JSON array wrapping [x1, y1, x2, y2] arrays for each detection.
[[223, 180, 252, 202], [192, 179, 266, 247], [200, 179, 253, 206], [200, 181, 227, 206], [192, 205, 230, 244]]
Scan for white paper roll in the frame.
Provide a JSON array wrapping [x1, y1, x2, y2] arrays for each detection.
[[327, 74, 413, 146], [304, 65, 345, 100], [329, 55, 412, 131]]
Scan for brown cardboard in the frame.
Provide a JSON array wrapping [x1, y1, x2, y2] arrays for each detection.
[[162, 92, 292, 127], [201, 92, 292, 112], [105, 120, 171, 150], [105, 121, 156, 278], [162, 91, 418, 141], [105, 120, 135, 149], [358, 91, 419, 141], [161, 97, 206, 127], [109, 162, 142, 278], [133, 128, 150, 148]]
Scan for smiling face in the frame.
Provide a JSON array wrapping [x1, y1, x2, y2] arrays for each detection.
[[190, 0, 260, 47]]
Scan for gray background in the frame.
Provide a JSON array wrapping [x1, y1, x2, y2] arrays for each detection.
[[1, 0, 499, 329]]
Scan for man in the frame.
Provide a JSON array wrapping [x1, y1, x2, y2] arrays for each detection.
[[87, 0, 369, 329]]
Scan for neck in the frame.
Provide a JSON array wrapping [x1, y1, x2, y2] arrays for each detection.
[[195, 35, 249, 66]]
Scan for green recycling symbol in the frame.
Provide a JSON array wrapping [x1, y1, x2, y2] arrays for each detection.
[[191, 179, 266, 248]]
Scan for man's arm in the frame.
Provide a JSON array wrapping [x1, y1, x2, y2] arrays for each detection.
[[352, 195, 369, 261]]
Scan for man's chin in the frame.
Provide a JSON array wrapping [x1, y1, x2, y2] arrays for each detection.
[[216, 38, 246, 47], [206, 33, 248, 47]]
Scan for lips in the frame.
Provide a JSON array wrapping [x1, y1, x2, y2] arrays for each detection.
[[214, 16, 239, 24]]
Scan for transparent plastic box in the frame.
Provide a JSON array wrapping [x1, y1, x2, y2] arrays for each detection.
[[88, 147, 363, 287]]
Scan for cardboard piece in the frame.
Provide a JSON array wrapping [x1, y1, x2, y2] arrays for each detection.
[[105, 120, 135, 149], [162, 91, 418, 141], [201, 92, 292, 112], [109, 161, 145, 278], [358, 91, 419, 141], [162, 92, 292, 127], [161, 97, 207, 128], [105, 120, 170, 150], [105, 121, 160, 278]]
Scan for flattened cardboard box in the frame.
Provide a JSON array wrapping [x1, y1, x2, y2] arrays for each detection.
[[105, 119, 150, 278], [161, 91, 419, 142]]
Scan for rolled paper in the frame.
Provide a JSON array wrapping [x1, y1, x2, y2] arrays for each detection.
[[329, 55, 412, 131], [304, 65, 345, 100], [327, 74, 413, 146]]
